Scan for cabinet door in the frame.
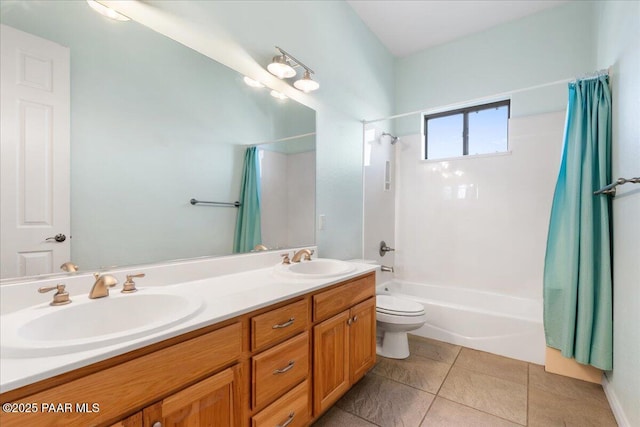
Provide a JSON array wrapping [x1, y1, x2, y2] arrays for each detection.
[[313, 310, 350, 416], [349, 297, 377, 383], [144, 365, 241, 427], [110, 412, 142, 427]]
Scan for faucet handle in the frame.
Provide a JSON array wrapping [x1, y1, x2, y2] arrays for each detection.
[[304, 249, 315, 261], [281, 253, 291, 264], [38, 283, 71, 306], [122, 273, 145, 293], [60, 262, 79, 272]]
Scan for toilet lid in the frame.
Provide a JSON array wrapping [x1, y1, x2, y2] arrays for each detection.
[[376, 295, 425, 315]]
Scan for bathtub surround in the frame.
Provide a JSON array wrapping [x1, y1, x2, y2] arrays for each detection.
[[259, 147, 316, 249], [543, 75, 613, 371]]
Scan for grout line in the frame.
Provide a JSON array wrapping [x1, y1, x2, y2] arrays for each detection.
[[526, 363, 531, 426], [436, 396, 527, 426]]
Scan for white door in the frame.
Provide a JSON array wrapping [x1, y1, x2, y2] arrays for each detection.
[[1, 24, 70, 279]]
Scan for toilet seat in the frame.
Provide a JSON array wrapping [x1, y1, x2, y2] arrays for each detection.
[[376, 295, 425, 317]]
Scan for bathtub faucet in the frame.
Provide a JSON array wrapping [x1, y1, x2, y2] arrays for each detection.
[[380, 265, 394, 273]]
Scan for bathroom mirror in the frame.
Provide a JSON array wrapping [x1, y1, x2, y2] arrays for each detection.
[[0, 1, 316, 281]]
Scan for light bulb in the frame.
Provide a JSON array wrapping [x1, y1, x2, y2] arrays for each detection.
[[270, 90, 288, 100], [243, 76, 264, 88], [267, 56, 296, 79], [293, 70, 319, 92], [86, 0, 130, 21]]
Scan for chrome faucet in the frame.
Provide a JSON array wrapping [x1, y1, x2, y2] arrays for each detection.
[[89, 273, 118, 299], [291, 248, 314, 263]]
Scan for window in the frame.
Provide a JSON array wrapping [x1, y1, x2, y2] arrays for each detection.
[[424, 100, 510, 160]]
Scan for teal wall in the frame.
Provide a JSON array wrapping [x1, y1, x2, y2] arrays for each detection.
[[595, 2, 640, 426], [394, 1, 595, 135], [132, 0, 396, 260]]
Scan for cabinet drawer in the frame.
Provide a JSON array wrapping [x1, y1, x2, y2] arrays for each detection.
[[251, 299, 308, 350], [313, 273, 375, 322], [251, 380, 310, 427], [0, 322, 242, 427], [252, 331, 309, 409]]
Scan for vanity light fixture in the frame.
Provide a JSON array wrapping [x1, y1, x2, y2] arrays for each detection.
[[86, 0, 130, 21], [270, 90, 288, 100], [267, 46, 319, 92], [243, 76, 265, 88], [293, 70, 320, 93]]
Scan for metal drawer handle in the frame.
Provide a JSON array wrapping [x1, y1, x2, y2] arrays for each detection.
[[273, 360, 295, 374], [277, 411, 295, 427], [272, 317, 295, 329]]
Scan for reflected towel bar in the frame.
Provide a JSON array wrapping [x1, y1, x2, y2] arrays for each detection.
[[190, 198, 241, 208], [594, 177, 640, 196]]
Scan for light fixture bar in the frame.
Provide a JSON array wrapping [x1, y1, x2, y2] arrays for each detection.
[[275, 46, 315, 75]]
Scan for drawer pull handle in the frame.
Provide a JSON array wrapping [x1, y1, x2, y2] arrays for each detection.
[[273, 360, 295, 374], [272, 317, 295, 329], [277, 411, 295, 427], [352, 315, 358, 323]]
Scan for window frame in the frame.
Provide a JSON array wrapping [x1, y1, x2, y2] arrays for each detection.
[[424, 99, 511, 160]]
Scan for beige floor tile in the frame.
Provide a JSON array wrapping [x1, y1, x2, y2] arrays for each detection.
[[528, 364, 610, 408], [421, 397, 524, 427], [454, 348, 528, 385], [528, 387, 617, 427], [312, 406, 377, 427], [408, 335, 461, 364], [336, 373, 435, 427], [373, 354, 452, 393], [439, 365, 527, 425]]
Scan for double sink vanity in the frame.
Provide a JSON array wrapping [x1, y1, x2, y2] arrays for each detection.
[[0, 250, 377, 426]]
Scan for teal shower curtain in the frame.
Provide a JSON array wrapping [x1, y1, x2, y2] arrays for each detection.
[[543, 75, 613, 370], [233, 147, 262, 253]]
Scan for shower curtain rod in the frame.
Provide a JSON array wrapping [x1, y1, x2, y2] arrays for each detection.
[[594, 177, 640, 196], [362, 67, 612, 124], [246, 132, 316, 147]]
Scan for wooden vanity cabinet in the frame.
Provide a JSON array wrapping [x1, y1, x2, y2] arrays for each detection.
[[312, 275, 376, 416], [142, 364, 242, 427], [0, 271, 376, 427]]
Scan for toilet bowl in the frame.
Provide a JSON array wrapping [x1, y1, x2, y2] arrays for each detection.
[[376, 294, 426, 359]]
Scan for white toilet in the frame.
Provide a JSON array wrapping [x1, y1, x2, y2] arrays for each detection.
[[376, 294, 427, 359]]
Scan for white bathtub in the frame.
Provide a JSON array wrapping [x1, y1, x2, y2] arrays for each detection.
[[378, 280, 545, 364]]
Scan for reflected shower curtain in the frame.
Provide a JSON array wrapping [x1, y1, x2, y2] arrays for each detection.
[[233, 147, 261, 253], [543, 75, 612, 370]]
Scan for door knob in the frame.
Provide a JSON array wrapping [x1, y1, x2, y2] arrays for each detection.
[[46, 234, 66, 242]]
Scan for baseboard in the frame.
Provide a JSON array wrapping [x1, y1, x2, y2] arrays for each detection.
[[602, 374, 631, 427]]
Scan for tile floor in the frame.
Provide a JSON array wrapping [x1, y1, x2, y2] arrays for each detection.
[[313, 335, 617, 427]]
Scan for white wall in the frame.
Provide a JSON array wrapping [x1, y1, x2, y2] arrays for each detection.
[[395, 112, 564, 299], [260, 150, 315, 249], [363, 126, 396, 265], [595, 2, 640, 426]]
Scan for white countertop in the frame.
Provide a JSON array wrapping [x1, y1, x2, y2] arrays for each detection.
[[0, 259, 376, 393]]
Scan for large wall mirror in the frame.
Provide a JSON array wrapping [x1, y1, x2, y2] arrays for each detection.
[[0, 1, 316, 281]]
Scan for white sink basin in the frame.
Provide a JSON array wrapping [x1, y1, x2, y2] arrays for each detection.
[[1, 288, 204, 358], [275, 259, 356, 279]]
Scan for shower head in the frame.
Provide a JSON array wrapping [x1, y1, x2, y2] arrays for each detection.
[[381, 132, 399, 144]]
